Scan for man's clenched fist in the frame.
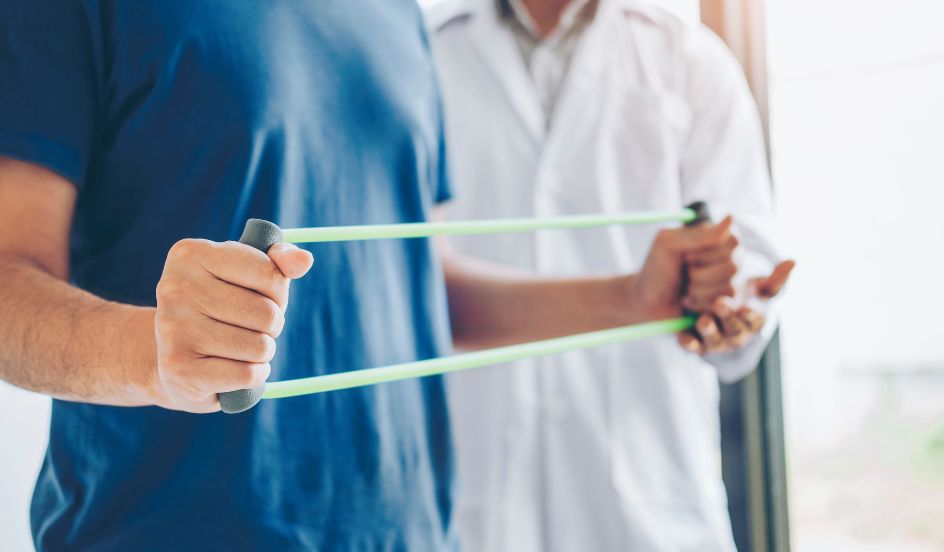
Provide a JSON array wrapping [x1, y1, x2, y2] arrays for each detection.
[[627, 216, 736, 321], [153, 238, 313, 412]]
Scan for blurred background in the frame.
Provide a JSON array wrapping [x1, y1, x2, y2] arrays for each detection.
[[770, 0, 944, 549], [2, 0, 943, 550]]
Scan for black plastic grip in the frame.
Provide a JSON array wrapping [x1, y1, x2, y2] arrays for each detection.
[[685, 201, 711, 227], [682, 201, 711, 321], [218, 219, 284, 414]]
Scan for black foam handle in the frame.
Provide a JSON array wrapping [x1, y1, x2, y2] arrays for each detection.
[[685, 201, 711, 227], [683, 201, 711, 321], [218, 219, 284, 414]]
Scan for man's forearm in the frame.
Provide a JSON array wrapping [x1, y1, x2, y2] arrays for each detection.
[[0, 256, 158, 406], [442, 252, 651, 350]]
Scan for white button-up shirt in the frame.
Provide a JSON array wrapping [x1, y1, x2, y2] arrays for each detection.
[[503, 0, 596, 122]]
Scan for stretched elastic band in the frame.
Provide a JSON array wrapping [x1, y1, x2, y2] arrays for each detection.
[[221, 204, 707, 412], [262, 317, 694, 400], [280, 209, 696, 244]]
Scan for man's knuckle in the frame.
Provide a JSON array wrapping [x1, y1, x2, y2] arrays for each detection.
[[250, 363, 271, 385], [169, 238, 200, 260], [248, 334, 276, 362], [261, 302, 284, 335], [262, 335, 277, 361], [234, 364, 258, 388], [155, 279, 176, 301], [654, 229, 672, 246], [269, 273, 290, 303]]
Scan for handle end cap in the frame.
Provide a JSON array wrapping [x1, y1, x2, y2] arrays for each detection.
[[219, 385, 266, 414], [239, 219, 283, 253], [684, 201, 711, 226]]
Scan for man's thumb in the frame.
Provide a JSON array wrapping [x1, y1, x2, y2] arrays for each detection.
[[268, 243, 314, 280], [750, 260, 795, 298]]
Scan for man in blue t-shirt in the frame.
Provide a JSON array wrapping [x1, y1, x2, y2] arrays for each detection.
[[0, 1, 742, 550]]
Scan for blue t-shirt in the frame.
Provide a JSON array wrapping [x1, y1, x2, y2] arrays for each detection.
[[0, 1, 456, 550]]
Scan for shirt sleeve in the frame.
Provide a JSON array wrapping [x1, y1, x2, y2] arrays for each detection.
[[0, 0, 102, 188], [679, 25, 785, 383]]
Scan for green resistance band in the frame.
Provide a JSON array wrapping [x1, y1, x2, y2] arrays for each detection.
[[262, 317, 694, 400], [218, 202, 710, 413], [280, 209, 696, 244]]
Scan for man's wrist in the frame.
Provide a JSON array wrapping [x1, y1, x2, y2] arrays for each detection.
[[116, 306, 163, 406], [608, 274, 654, 326], [617, 273, 683, 325]]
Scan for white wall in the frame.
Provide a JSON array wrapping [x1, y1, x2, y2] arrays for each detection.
[[767, 0, 944, 549], [0, 384, 50, 552]]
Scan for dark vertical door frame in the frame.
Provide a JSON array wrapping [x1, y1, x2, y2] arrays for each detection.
[[699, 1, 792, 551]]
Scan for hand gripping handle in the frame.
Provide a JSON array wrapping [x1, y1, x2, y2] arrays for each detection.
[[218, 219, 283, 414], [682, 201, 711, 321]]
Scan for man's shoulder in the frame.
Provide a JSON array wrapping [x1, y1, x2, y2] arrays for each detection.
[[422, 0, 478, 35], [605, 0, 698, 41], [605, 1, 738, 76]]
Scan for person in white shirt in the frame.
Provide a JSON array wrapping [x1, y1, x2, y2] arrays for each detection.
[[425, 0, 794, 550]]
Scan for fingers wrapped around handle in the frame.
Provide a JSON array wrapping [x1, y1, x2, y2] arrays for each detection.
[[218, 219, 283, 414], [682, 201, 712, 317]]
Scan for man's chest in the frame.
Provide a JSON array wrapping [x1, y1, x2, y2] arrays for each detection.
[[96, 1, 436, 149]]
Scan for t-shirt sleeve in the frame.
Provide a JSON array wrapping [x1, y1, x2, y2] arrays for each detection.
[[0, 0, 102, 188]]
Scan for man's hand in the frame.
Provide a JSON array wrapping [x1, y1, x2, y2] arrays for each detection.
[[627, 216, 737, 321], [678, 260, 795, 354], [154, 239, 313, 413]]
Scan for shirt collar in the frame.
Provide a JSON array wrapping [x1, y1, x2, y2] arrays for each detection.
[[498, 0, 596, 44]]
